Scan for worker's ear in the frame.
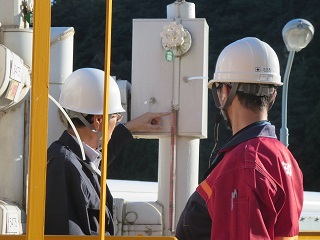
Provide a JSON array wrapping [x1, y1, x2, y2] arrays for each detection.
[[268, 90, 277, 111], [219, 85, 229, 106], [92, 115, 103, 131], [96, 115, 103, 123]]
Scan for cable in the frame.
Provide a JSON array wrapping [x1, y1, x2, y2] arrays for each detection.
[[48, 94, 86, 161], [209, 112, 222, 167]]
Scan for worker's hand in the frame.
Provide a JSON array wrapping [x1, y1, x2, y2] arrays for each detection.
[[108, 114, 123, 140], [125, 112, 170, 132]]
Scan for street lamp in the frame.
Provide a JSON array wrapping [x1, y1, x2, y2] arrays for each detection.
[[280, 18, 314, 147]]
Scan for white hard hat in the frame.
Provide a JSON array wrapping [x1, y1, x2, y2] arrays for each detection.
[[208, 37, 282, 89], [59, 68, 125, 115]]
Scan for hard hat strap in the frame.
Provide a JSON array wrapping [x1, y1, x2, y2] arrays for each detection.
[[73, 112, 102, 138], [237, 83, 276, 96], [221, 82, 239, 130], [211, 87, 222, 108], [224, 82, 239, 110]]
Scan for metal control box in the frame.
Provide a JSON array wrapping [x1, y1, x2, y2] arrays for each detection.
[[131, 18, 208, 138], [0, 200, 23, 234]]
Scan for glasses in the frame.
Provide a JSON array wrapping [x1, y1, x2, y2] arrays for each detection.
[[109, 113, 122, 122], [212, 82, 224, 95], [215, 83, 224, 92], [213, 83, 232, 93]]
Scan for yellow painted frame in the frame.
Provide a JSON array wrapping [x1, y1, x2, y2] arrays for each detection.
[[0, 0, 50, 239], [0, 0, 317, 239], [1, 237, 177, 240], [0, 0, 176, 239]]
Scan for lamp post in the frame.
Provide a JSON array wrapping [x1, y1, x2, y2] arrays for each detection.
[[280, 18, 314, 147]]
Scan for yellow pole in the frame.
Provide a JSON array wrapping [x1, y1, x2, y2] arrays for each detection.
[[26, 0, 51, 239], [99, 0, 113, 238]]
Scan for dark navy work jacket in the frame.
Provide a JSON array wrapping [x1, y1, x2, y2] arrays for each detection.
[[45, 124, 133, 235]]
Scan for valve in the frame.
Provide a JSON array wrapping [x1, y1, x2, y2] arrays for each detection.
[[160, 21, 192, 58]]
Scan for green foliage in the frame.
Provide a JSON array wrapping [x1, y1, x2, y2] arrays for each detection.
[[108, 139, 160, 181], [52, 0, 320, 189], [302, 102, 320, 190]]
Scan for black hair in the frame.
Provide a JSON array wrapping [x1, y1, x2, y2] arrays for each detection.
[[236, 91, 275, 111], [68, 114, 94, 128]]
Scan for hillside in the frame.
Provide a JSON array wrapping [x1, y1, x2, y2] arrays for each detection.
[[51, 0, 320, 191]]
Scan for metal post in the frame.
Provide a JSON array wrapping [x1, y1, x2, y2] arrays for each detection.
[[280, 51, 295, 147], [26, 0, 51, 239], [99, 0, 113, 237]]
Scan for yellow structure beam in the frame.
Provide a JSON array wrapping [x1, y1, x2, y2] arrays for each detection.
[[0, 0, 317, 240], [3, 234, 320, 239], [25, 0, 51, 239], [98, 0, 113, 236], [0, 236, 177, 239], [299, 232, 320, 239]]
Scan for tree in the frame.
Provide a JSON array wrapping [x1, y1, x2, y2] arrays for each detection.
[[51, 0, 320, 189], [301, 101, 320, 190]]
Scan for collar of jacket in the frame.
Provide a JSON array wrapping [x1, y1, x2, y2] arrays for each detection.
[[59, 130, 89, 162], [220, 121, 276, 153], [202, 121, 277, 181]]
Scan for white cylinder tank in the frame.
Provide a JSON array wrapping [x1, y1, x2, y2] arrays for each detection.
[[0, 0, 22, 27], [48, 27, 75, 146], [0, 105, 26, 208], [0, 29, 32, 209], [3, 29, 33, 68]]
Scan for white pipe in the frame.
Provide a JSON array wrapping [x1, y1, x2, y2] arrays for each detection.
[[158, 136, 199, 236], [167, 1, 195, 19], [175, 137, 199, 217], [169, 109, 177, 232], [48, 94, 86, 161], [158, 137, 173, 236], [167, 56, 180, 232], [172, 58, 180, 109]]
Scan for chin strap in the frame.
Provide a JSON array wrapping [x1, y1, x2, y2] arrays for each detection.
[[209, 112, 222, 166], [221, 82, 239, 130], [73, 112, 102, 139]]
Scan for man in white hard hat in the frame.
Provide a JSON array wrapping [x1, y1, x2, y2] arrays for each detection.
[[176, 37, 303, 240], [45, 68, 169, 235]]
